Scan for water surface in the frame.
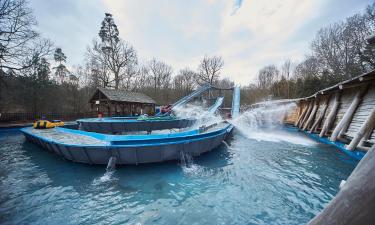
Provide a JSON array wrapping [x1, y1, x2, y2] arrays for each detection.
[[0, 128, 357, 225]]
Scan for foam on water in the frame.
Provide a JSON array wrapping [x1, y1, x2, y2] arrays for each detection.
[[179, 151, 210, 177], [92, 171, 117, 185], [230, 102, 317, 146]]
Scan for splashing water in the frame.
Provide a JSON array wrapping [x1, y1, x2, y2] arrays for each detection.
[[179, 151, 207, 176], [231, 102, 317, 146], [179, 151, 194, 167], [173, 103, 223, 129], [92, 171, 117, 185]]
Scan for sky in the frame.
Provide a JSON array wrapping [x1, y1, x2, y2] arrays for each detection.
[[30, 0, 372, 85]]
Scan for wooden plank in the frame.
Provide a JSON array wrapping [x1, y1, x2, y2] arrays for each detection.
[[295, 103, 308, 127], [299, 101, 313, 129], [346, 86, 375, 139], [320, 92, 341, 137], [347, 107, 375, 150], [330, 86, 367, 141], [310, 97, 329, 133], [303, 100, 319, 130]]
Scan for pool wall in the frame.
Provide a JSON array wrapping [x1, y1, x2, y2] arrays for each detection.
[[77, 117, 196, 134]]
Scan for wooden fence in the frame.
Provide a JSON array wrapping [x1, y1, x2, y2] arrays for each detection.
[[0, 112, 96, 122]]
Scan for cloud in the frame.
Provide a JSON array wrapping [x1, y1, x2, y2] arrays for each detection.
[[103, 0, 324, 84], [31, 0, 371, 85], [218, 0, 322, 84]]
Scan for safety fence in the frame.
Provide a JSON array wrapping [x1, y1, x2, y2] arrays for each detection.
[[0, 112, 96, 122]]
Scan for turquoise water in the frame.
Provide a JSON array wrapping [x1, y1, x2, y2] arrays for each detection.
[[0, 128, 357, 225]]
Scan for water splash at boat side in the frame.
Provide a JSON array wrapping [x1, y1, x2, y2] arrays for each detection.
[[179, 151, 211, 177], [231, 102, 317, 146]]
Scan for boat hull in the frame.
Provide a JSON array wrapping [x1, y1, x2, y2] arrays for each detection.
[[21, 125, 232, 165]]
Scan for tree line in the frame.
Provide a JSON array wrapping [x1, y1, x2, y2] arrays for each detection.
[[1, 0, 375, 114]]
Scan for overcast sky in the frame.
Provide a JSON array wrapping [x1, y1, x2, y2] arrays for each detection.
[[30, 0, 371, 85]]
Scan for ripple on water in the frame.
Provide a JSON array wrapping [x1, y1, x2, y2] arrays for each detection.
[[0, 129, 357, 225]]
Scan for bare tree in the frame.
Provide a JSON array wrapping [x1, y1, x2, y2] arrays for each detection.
[[257, 65, 279, 90], [197, 55, 224, 85], [86, 38, 137, 89], [148, 58, 172, 93], [281, 59, 292, 98], [132, 65, 151, 91], [173, 68, 196, 94], [0, 0, 51, 71]]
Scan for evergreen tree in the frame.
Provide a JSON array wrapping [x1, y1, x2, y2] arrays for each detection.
[[37, 58, 51, 83], [99, 13, 120, 47], [90, 13, 137, 90], [53, 48, 68, 83]]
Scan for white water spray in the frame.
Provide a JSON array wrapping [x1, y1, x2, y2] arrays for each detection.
[[93, 157, 117, 185], [179, 151, 207, 176], [231, 102, 316, 146], [173, 103, 223, 129]]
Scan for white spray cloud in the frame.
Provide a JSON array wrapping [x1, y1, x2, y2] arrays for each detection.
[[231, 103, 317, 146]]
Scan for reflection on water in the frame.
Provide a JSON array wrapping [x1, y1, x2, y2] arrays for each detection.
[[0, 127, 357, 225]]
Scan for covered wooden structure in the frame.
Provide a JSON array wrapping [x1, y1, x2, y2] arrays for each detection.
[[253, 70, 375, 152], [89, 88, 156, 116]]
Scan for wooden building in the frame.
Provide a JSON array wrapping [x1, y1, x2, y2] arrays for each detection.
[[89, 88, 156, 116]]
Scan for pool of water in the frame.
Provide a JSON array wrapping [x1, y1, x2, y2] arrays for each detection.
[[0, 127, 357, 225]]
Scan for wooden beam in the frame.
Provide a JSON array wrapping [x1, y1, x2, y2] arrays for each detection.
[[294, 103, 306, 126], [320, 92, 340, 137], [346, 107, 375, 150], [310, 98, 329, 133], [359, 128, 372, 148], [307, 145, 375, 225], [299, 101, 313, 129], [330, 86, 367, 141], [297, 102, 310, 127], [303, 100, 319, 130]]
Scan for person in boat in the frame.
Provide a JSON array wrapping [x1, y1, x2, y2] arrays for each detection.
[[161, 104, 172, 114]]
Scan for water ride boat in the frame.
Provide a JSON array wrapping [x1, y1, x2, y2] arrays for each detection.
[[21, 122, 233, 165], [21, 85, 241, 166]]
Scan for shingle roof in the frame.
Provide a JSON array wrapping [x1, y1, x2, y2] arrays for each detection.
[[93, 88, 156, 104]]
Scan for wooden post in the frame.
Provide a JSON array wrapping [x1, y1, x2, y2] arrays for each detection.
[[295, 103, 306, 127], [359, 129, 372, 147], [108, 101, 111, 117], [303, 99, 319, 130], [310, 98, 329, 133], [330, 86, 367, 141], [307, 144, 375, 225], [320, 92, 340, 137], [346, 107, 375, 150], [299, 101, 313, 129]]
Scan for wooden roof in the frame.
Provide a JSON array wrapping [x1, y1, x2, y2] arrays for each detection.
[[90, 88, 156, 104]]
